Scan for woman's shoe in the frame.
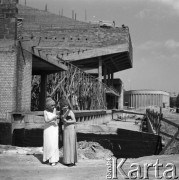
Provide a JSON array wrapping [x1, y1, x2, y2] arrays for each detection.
[[51, 162, 57, 166], [67, 163, 76, 167], [43, 160, 49, 164]]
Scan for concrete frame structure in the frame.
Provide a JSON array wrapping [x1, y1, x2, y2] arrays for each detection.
[[0, 1, 133, 145], [17, 4, 133, 110]]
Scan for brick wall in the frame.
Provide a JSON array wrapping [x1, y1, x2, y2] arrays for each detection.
[[0, 47, 17, 120], [16, 47, 32, 112], [0, 1, 17, 40], [0, 0, 32, 119], [0, 0, 17, 121]]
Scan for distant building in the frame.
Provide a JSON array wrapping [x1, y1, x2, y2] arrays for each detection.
[[124, 90, 170, 109], [169, 92, 178, 108]]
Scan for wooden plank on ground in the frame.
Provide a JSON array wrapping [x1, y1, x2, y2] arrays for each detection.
[[162, 118, 179, 128], [160, 128, 179, 155], [160, 131, 179, 141], [113, 109, 145, 116]]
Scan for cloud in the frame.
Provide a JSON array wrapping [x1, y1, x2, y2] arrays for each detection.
[[136, 9, 152, 19], [137, 40, 179, 51], [165, 39, 179, 49], [136, 41, 162, 50], [150, 0, 179, 11]]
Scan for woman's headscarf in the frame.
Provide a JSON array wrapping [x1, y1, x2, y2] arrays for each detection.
[[45, 97, 55, 110]]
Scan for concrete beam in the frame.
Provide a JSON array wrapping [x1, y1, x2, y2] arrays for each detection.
[[83, 68, 98, 74], [20, 41, 68, 71], [62, 44, 129, 61]]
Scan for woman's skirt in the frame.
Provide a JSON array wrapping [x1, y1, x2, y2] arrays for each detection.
[[43, 124, 59, 163], [63, 124, 77, 164]]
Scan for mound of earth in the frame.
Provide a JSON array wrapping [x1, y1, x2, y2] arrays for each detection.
[[0, 141, 113, 160]]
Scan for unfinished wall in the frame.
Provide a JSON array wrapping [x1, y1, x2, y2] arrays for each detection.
[[0, 48, 17, 120], [0, 0, 32, 120], [0, 0, 18, 120], [16, 47, 32, 112]]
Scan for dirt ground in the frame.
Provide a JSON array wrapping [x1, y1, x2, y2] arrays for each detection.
[[1, 112, 179, 180], [0, 147, 179, 180]]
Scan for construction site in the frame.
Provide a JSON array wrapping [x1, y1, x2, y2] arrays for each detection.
[[0, 0, 179, 179]]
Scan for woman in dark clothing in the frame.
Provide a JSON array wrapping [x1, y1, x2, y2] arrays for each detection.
[[61, 100, 77, 166]]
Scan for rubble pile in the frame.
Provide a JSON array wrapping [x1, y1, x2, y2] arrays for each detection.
[[0, 141, 113, 160], [77, 141, 113, 160]]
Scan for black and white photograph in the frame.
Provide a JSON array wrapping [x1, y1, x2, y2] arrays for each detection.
[[0, 0, 179, 179]]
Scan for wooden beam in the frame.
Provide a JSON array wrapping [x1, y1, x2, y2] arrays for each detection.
[[160, 131, 179, 141], [84, 68, 98, 74], [160, 128, 179, 155], [60, 84, 73, 110], [112, 109, 145, 116], [162, 118, 179, 128]]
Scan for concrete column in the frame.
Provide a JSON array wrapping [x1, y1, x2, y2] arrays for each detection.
[[147, 94, 150, 107], [111, 72, 113, 86], [152, 94, 154, 107], [141, 94, 144, 108], [16, 48, 32, 112], [98, 58, 102, 82], [157, 94, 159, 107], [104, 65, 107, 84], [138, 94, 140, 108], [39, 74, 47, 111], [139, 94, 141, 108], [134, 94, 136, 109], [107, 69, 110, 86], [131, 94, 133, 108], [118, 83, 124, 109], [134, 94, 136, 108], [143, 94, 145, 108], [159, 94, 161, 107], [160, 94, 162, 107], [149, 94, 151, 107], [145, 94, 148, 107]]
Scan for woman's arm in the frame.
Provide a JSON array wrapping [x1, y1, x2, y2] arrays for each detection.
[[44, 110, 57, 123], [63, 111, 76, 124]]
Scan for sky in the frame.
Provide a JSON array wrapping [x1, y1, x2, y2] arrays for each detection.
[[19, 0, 179, 93]]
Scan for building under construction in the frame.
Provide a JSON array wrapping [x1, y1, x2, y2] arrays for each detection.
[[0, 0, 164, 159]]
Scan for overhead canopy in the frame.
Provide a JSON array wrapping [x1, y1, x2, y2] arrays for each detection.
[[65, 49, 132, 74], [32, 55, 67, 75], [20, 42, 68, 75], [18, 4, 133, 75]]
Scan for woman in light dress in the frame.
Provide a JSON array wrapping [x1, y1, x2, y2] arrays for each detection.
[[43, 97, 59, 166], [61, 100, 77, 166]]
